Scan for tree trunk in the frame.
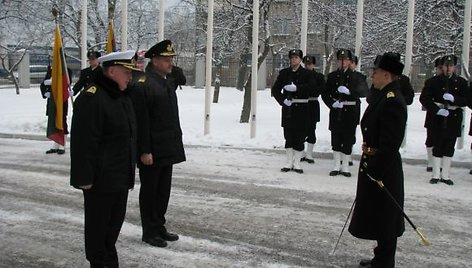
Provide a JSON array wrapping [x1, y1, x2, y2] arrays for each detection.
[[239, 73, 252, 123]]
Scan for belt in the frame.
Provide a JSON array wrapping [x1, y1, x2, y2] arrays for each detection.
[[291, 99, 309, 104], [362, 144, 378, 156], [308, 97, 319, 101], [342, 101, 357, 106], [434, 102, 460, 110]]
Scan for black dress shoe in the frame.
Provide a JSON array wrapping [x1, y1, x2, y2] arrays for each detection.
[[469, 169, 472, 175], [142, 236, 167, 247], [45, 149, 58, 154], [57, 149, 66, 155], [280, 167, 291, 172], [305, 158, 315, 164], [160, 231, 179, 241], [440, 178, 454, 185], [349, 161, 353, 166], [300, 157, 307, 162], [359, 259, 372, 266], [429, 178, 439, 184], [426, 166, 433, 172], [329, 170, 340, 176], [341, 171, 351, 177], [292, 168, 304, 174]]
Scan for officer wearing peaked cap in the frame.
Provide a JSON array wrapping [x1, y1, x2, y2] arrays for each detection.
[[72, 49, 102, 95], [348, 52, 408, 268], [420, 54, 470, 185], [422, 56, 445, 172], [70, 50, 139, 267], [129, 39, 186, 248], [271, 48, 316, 174], [322, 49, 367, 177]]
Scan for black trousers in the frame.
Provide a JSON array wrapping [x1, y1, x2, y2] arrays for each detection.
[[330, 125, 357, 155], [139, 164, 173, 238], [372, 238, 397, 268], [284, 127, 306, 151], [425, 127, 434, 147], [432, 135, 457, 157], [83, 190, 128, 268], [305, 122, 318, 144]]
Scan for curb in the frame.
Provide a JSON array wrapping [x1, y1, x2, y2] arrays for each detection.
[[1, 132, 470, 169]]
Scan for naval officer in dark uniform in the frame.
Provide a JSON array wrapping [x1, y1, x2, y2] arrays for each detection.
[[349, 52, 407, 268], [72, 50, 102, 95], [271, 49, 315, 174], [130, 40, 186, 248], [70, 50, 139, 268], [322, 49, 366, 177], [420, 55, 470, 185]]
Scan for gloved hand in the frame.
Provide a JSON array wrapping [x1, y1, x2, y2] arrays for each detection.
[[68, 88, 74, 97], [436, 108, 449, 117], [443, 93, 454, 103], [283, 83, 297, 92], [43, 79, 52, 86], [332, 100, 343, 109], [283, 99, 292, 107], [337, 85, 351, 95], [44, 92, 51, 98]]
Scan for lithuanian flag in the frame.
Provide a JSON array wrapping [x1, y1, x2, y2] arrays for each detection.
[[47, 22, 70, 146], [106, 20, 117, 54]]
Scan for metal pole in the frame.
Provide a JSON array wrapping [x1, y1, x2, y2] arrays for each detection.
[[300, 0, 308, 54], [354, 0, 364, 70], [457, 0, 471, 149], [80, 0, 87, 69], [250, 0, 260, 138], [121, 0, 128, 50], [404, 0, 415, 76], [204, 0, 214, 135], [159, 0, 165, 41]]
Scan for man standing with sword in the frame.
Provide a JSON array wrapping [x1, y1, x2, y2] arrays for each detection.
[[348, 53, 408, 268]]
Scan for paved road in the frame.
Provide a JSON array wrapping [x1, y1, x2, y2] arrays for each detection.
[[0, 138, 471, 267]]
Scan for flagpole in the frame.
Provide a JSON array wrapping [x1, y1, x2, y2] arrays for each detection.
[[121, 0, 128, 50], [80, 0, 88, 69]]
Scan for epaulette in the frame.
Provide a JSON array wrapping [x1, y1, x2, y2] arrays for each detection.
[[387, 91, 395, 98], [86, 86, 97, 94], [138, 76, 146, 83]]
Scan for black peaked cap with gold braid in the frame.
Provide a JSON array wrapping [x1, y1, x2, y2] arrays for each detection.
[[145, 40, 176, 58]]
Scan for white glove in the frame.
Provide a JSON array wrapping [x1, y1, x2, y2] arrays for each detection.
[[436, 108, 449, 117], [68, 89, 74, 97], [283, 83, 297, 92], [283, 99, 292, 107], [43, 79, 52, 86], [337, 85, 350, 95], [443, 93, 454, 102], [44, 92, 51, 98], [332, 100, 344, 109]]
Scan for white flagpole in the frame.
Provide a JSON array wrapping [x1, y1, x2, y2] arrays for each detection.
[[300, 0, 308, 54], [121, 0, 128, 50], [204, 0, 214, 135], [250, 0, 260, 138], [159, 0, 165, 41], [80, 0, 87, 69], [354, 0, 364, 70]]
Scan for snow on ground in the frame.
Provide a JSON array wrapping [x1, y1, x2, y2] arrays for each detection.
[[0, 85, 471, 267]]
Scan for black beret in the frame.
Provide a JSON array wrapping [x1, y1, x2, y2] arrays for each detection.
[[303, 55, 316, 65], [87, 50, 101, 59], [442, 55, 457, 65], [374, 52, 404, 76], [145, 40, 176, 58], [336, 49, 353, 60], [288, 49, 303, 58]]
